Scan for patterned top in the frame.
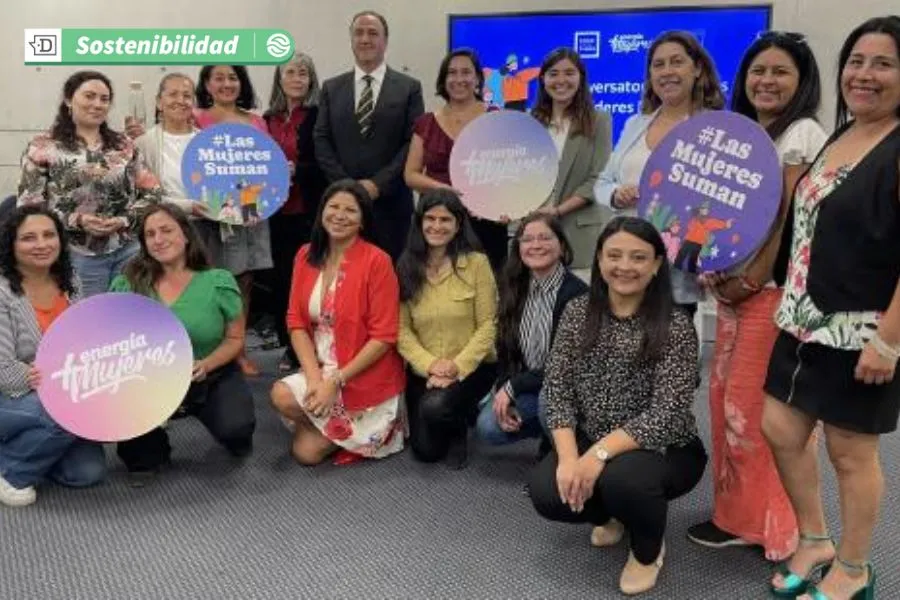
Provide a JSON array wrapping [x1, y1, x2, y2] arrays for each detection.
[[775, 152, 880, 350], [17, 133, 162, 255], [542, 296, 700, 451], [503, 264, 565, 398]]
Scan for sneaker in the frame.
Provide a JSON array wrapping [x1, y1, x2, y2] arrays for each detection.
[[0, 474, 36, 507], [687, 520, 752, 548]]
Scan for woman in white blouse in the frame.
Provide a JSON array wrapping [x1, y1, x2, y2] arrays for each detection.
[[593, 31, 725, 318], [687, 32, 829, 566], [133, 73, 222, 265]]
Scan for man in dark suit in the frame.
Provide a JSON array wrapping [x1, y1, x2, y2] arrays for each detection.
[[314, 10, 425, 261]]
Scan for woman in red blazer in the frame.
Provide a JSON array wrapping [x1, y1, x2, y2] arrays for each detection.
[[271, 180, 406, 465]]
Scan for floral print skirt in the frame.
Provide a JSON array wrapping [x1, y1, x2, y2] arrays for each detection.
[[710, 289, 797, 560]]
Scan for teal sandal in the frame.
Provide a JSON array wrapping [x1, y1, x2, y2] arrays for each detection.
[[804, 557, 876, 600], [770, 533, 834, 598]]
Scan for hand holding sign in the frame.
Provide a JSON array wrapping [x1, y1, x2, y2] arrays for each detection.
[[638, 112, 781, 274], [181, 123, 291, 225], [35, 293, 194, 442], [449, 110, 559, 222]]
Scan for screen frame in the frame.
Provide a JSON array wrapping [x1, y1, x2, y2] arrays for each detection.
[[447, 4, 774, 52]]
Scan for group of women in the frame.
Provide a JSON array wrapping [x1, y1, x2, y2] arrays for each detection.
[[0, 14, 898, 599]]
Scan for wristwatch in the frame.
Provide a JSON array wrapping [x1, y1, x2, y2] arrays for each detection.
[[595, 445, 611, 462]]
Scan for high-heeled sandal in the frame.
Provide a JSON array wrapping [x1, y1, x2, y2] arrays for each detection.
[[770, 533, 834, 598], [803, 557, 876, 600]]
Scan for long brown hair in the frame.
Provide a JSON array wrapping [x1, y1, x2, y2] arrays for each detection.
[[122, 203, 211, 295], [532, 48, 596, 138], [497, 214, 573, 376], [639, 31, 725, 114], [51, 70, 125, 152]]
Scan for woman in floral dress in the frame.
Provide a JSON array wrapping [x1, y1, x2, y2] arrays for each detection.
[[18, 71, 162, 297], [761, 16, 900, 600], [270, 180, 405, 465]]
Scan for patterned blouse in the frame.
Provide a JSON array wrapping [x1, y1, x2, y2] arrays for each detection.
[[542, 296, 700, 451], [17, 133, 162, 255], [775, 152, 880, 350]]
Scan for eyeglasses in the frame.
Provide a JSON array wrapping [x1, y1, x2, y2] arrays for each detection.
[[756, 31, 807, 45], [519, 233, 558, 245]]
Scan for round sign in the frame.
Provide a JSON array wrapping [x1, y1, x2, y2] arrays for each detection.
[[638, 111, 782, 274], [34, 293, 194, 442], [449, 110, 559, 221], [181, 122, 291, 224]]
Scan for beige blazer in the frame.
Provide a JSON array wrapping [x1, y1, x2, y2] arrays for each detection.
[[547, 110, 613, 270]]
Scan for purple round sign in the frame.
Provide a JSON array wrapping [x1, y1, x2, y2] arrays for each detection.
[[638, 111, 781, 273]]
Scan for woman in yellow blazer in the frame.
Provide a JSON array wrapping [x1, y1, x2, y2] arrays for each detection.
[[396, 189, 498, 469]]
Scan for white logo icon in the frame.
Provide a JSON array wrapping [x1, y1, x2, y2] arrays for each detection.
[[266, 33, 291, 59]]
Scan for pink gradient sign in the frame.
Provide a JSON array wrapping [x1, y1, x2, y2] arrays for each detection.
[[34, 293, 193, 442], [449, 110, 559, 221]]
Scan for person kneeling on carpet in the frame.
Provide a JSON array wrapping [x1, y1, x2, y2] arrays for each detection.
[[270, 180, 405, 466], [0, 206, 107, 506], [111, 203, 256, 486], [528, 217, 707, 596]]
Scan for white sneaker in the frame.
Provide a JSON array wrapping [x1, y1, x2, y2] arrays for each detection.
[[0, 474, 36, 507]]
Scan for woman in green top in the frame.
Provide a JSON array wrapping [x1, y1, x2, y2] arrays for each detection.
[[110, 203, 255, 485]]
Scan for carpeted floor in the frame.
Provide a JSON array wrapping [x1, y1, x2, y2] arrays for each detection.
[[1, 344, 897, 599]]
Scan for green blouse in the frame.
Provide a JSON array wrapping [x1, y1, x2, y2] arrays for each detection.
[[110, 269, 242, 360]]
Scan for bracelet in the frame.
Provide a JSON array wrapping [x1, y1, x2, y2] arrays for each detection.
[[870, 333, 900, 361], [328, 370, 346, 388], [738, 274, 763, 293]]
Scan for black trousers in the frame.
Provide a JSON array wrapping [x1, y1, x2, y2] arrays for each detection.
[[117, 362, 256, 471], [406, 362, 497, 462], [269, 211, 314, 363], [471, 217, 509, 273], [529, 434, 707, 564]]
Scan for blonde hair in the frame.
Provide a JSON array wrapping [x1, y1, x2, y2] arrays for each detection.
[[154, 72, 195, 123]]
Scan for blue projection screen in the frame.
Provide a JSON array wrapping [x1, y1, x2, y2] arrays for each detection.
[[448, 6, 772, 142]]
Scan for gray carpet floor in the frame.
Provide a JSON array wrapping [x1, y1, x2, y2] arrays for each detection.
[[1, 343, 897, 599]]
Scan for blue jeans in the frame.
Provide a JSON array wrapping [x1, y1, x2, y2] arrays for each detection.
[[71, 242, 140, 298], [0, 392, 107, 489], [476, 392, 546, 446]]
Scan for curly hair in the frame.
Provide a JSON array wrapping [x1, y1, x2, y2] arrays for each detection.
[[50, 70, 126, 152], [0, 205, 77, 296]]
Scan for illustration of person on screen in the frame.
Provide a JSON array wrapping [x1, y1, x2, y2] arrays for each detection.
[[673, 201, 734, 273], [484, 54, 540, 110], [217, 195, 243, 225], [236, 179, 265, 223]]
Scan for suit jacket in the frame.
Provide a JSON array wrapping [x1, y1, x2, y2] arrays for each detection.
[[314, 66, 424, 211], [547, 110, 613, 269]]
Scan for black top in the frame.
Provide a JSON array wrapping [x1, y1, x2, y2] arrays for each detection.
[[776, 122, 900, 313]]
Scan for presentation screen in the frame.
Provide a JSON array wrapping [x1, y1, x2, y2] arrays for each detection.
[[448, 6, 773, 142]]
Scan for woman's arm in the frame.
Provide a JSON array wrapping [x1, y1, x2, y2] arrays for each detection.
[[0, 299, 32, 397], [199, 319, 244, 372], [715, 163, 807, 303], [541, 301, 583, 446], [334, 250, 401, 384], [403, 133, 453, 194], [620, 311, 699, 449], [452, 255, 499, 378], [398, 302, 439, 377]]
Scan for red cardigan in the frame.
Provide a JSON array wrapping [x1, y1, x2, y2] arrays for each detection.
[[287, 238, 405, 411]]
